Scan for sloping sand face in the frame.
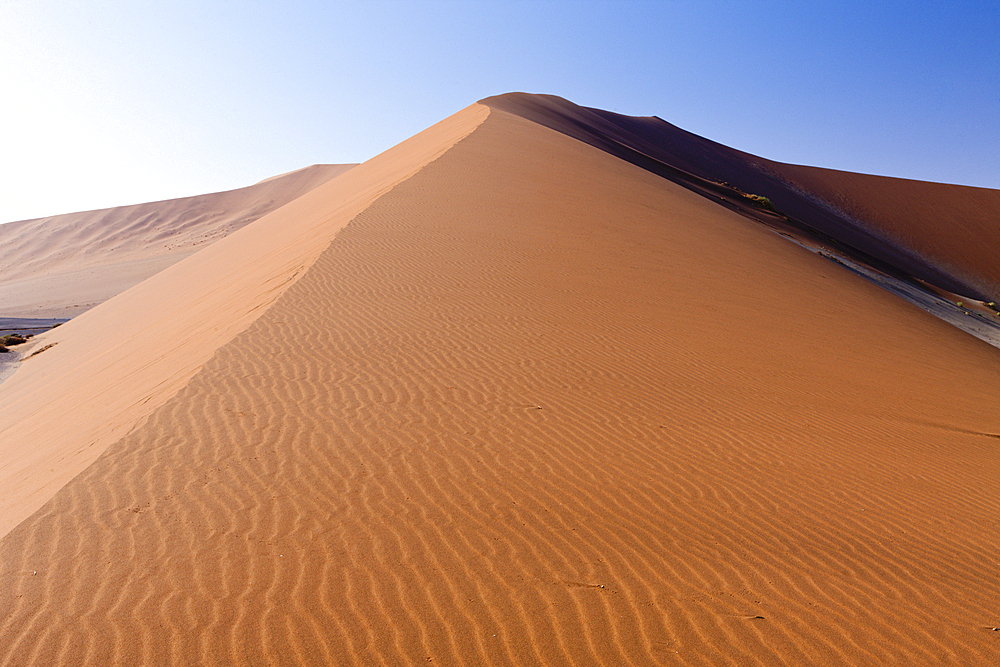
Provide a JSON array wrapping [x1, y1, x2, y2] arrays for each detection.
[[756, 162, 1000, 300], [0, 104, 488, 540], [1, 105, 998, 665], [484, 93, 1000, 301], [0, 164, 355, 318]]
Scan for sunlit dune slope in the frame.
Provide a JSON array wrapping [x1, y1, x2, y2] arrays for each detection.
[[0, 105, 487, 538], [0, 164, 355, 317], [0, 98, 998, 666], [485, 93, 1000, 300]]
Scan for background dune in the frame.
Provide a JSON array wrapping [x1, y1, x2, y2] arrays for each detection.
[[757, 161, 1000, 299], [0, 164, 355, 318], [0, 97, 998, 665]]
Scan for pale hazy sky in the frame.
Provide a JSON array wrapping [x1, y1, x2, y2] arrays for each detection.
[[1, 0, 997, 224]]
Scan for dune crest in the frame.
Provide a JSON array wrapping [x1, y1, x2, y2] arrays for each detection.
[[483, 93, 1000, 301]]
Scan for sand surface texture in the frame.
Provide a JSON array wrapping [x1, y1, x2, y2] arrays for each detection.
[[1, 98, 999, 665], [0, 164, 355, 318], [0, 104, 487, 539]]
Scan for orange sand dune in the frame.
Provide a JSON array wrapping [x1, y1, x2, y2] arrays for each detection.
[[0, 105, 486, 538], [0, 164, 355, 318], [0, 97, 998, 665], [486, 93, 1000, 300]]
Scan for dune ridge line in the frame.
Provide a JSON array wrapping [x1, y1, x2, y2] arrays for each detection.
[[483, 93, 1000, 302]]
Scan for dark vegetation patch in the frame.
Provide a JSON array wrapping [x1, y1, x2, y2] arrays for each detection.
[[0, 334, 31, 353], [741, 192, 778, 212], [26, 343, 56, 359]]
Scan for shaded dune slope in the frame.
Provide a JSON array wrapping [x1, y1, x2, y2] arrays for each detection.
[[1, 105, 999, 665], [0, 164, 355, 318], [484, 93, 1000, 300], [760, 162, 1000, 298]]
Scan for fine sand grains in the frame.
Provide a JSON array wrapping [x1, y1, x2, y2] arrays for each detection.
[[0, 108, 998, 665]]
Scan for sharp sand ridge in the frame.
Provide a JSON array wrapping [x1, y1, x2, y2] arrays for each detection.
[[0, 97, 998, 665]]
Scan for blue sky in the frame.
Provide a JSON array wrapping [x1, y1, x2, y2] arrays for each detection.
[[1, 0, 997, 224]]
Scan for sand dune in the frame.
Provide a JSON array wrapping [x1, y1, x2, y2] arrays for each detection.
[[485, 93, 1000, 301], [0, 96, 998, 665], [0, 164, 355, 318], [0, 105, 486, 538], [757, 162, 1000, 299]]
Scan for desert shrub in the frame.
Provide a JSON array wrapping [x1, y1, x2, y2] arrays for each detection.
[[1, 334, 26, 346], [742, 193, 777, 212], [0, 344, 7, 353], [27, 343, 55, 358]]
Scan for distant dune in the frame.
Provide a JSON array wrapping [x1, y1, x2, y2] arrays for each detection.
[[0, 164, 355, 317], [0, 95, 997, 666]]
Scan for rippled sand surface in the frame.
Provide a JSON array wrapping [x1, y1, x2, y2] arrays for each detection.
[[1, 101, 998, 665]]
